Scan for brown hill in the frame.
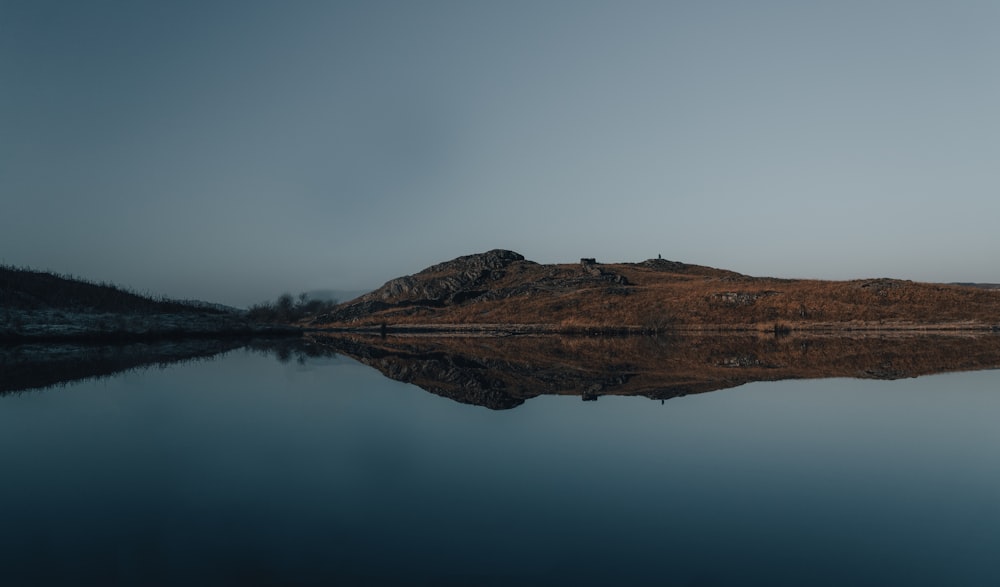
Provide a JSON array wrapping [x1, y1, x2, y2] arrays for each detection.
[[310, 250, 1000, 332]]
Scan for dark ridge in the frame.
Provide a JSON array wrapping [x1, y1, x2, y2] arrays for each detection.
[[0, 265, 303, 341], [0, 265, 210, 313]]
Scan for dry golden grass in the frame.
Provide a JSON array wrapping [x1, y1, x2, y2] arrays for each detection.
[[319, 261, 1000, 331]]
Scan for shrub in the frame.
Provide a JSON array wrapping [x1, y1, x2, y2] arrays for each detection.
[[247, 293, 339, 324]]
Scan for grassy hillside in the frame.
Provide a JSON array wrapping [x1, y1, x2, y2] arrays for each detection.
[[311, 250, 1000, 332], [0, 265, 203, 313], [0, 265, 287, 341]]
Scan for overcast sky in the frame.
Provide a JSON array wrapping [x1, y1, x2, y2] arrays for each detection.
[[3, 1, 998, 306]]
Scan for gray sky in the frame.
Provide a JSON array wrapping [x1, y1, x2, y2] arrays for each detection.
[[3, 1, 998, 307]]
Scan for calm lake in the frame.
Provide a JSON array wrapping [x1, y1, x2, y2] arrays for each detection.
[[3, 336, 1000, 586]]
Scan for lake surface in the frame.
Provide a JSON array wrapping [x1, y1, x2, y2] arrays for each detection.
[[3, 337, 1000, 586]]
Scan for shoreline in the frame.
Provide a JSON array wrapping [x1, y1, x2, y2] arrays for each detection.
[[0, 325, 302, 344], [5, 321, 998, 345], [305, 321, 1000, 337]]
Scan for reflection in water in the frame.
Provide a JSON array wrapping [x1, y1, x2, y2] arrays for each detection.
[[0, 339, 245, 395], [0, 337, 347, 396], [6, 333, 1000, 407], [3, 333, 1000, 585], [305, 332, 1000, 409]]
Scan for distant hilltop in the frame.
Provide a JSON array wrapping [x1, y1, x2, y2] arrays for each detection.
[[307, 249, 1000, 333]]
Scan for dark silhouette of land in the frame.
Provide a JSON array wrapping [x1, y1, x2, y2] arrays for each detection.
[[0, 265, 295, 341]]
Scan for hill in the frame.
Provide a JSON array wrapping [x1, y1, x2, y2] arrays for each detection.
[[0, 266, 285, 341], [309, 250, 1000, 332]]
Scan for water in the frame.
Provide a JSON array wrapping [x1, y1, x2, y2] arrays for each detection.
[[2, 339, 1000, 586]]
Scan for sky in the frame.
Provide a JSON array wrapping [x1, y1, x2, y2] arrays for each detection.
[[2, 1, 999, 307]]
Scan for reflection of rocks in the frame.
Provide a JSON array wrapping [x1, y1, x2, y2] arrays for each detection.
[[10, 333, 1000, 409], [308, 333, 1000, 410], [315, 336, 637, 410]]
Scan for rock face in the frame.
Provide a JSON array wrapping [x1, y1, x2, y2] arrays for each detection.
[[314, 250, 528, 324], [580, 257, 629, 284], [312, 249, 643, 326], [365, 249, 525, 304], [712, 291, 781, 307]]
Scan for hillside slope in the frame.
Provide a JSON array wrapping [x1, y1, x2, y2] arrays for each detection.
[[0, 266, 278, 341], [310, 250, 1000, 332]]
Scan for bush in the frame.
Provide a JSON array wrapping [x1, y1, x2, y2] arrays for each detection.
[[247, 293, 339, 324]]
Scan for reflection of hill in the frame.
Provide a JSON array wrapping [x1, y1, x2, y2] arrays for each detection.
[[8, 334, 1000, 406], [0, 339, 245, 395], [310, 333, 1000, 410]]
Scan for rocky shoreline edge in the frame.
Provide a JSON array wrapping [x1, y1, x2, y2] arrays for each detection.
[[306, 321, 1000, 337]]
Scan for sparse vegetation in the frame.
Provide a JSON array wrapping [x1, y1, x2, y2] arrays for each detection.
[[0, 265, 296, 341], [310, 251, 1000, 332], [247, 293, 339, 323], [0, 264, 207, 314]]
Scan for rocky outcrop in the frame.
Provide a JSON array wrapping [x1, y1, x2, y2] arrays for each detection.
[[580, 258, 629, 284], [312, 250, 529, 324], [711, 291, 781, 307], [366, 249, 525, 302], [315, 250, 645, 326], [405, 251, 515, 295]]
